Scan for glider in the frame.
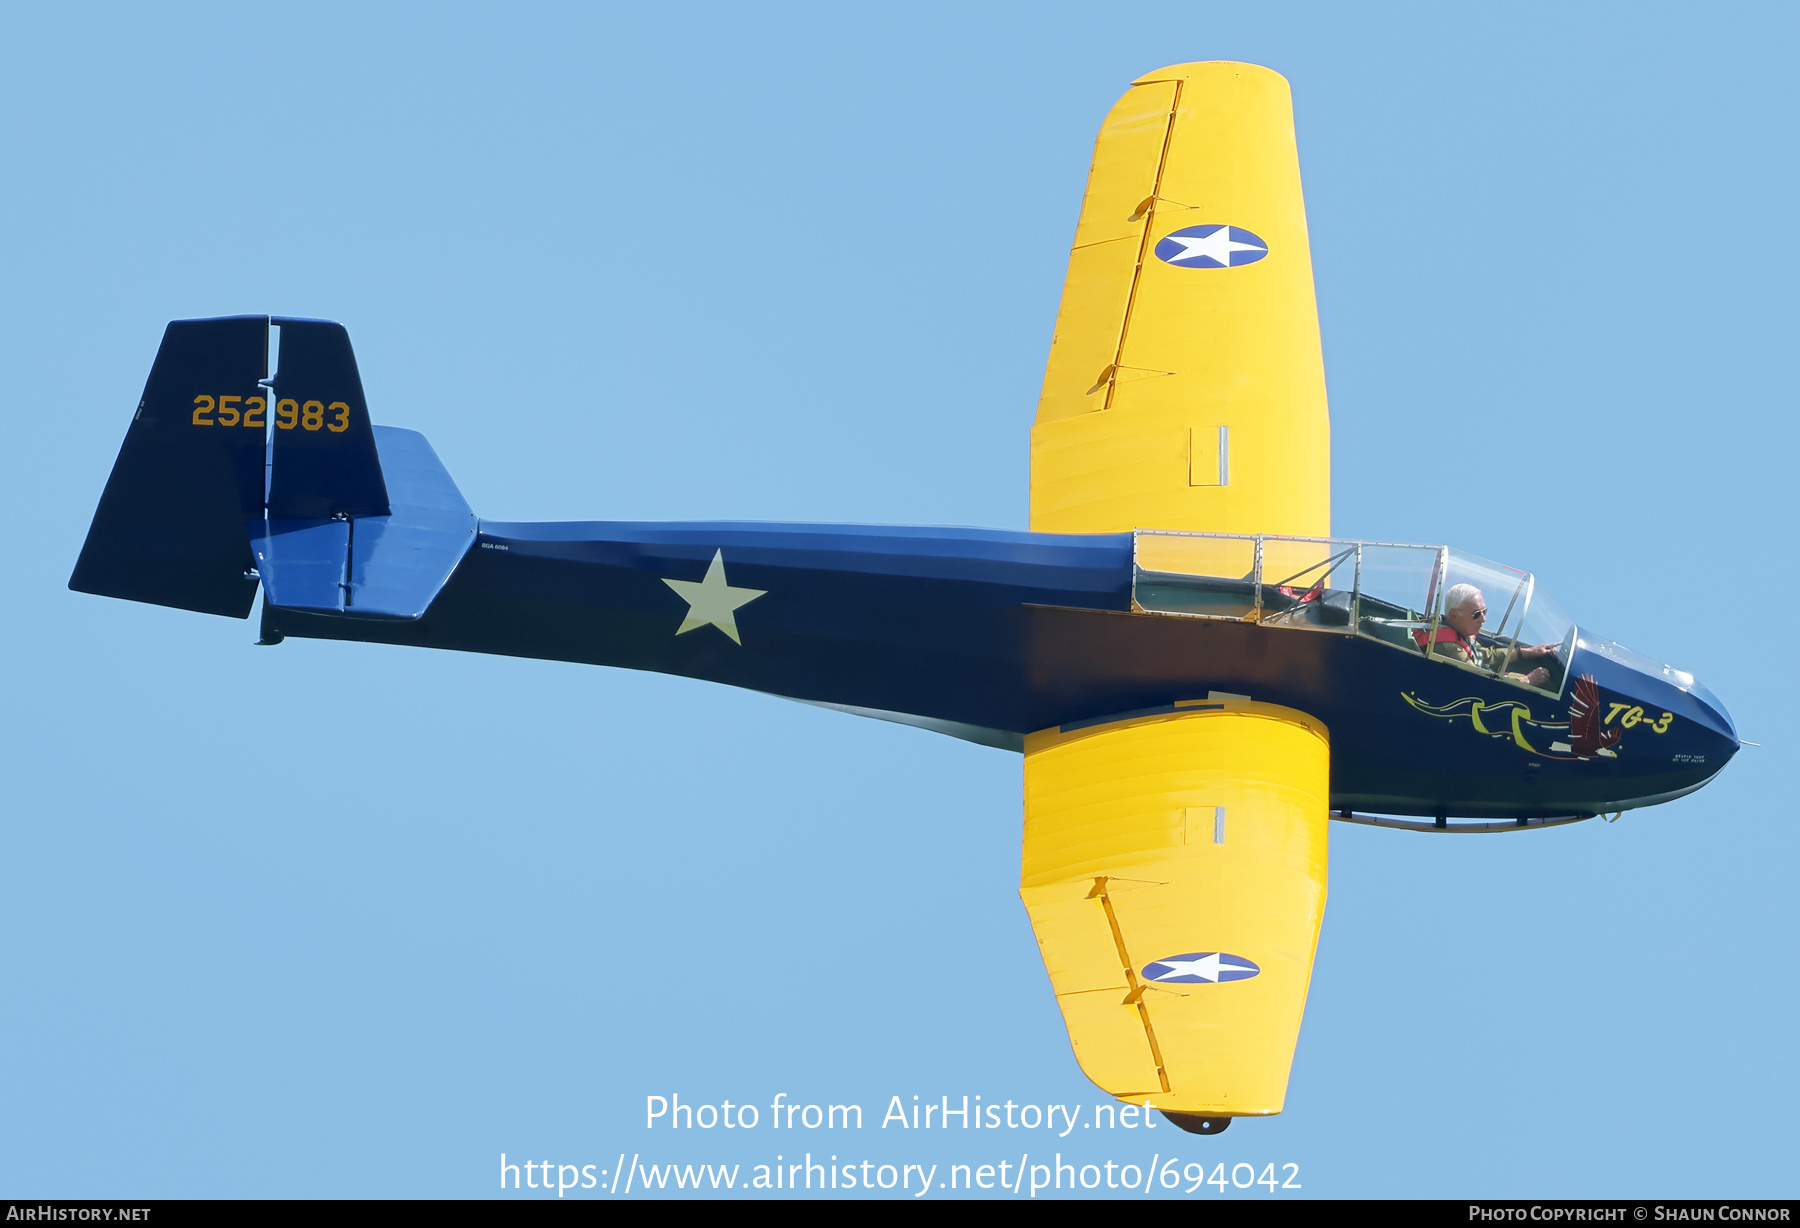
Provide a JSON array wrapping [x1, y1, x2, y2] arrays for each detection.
[[70, 62, 1738, 1134]]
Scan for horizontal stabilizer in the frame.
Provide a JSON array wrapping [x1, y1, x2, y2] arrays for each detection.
[[251, 426, 474, 620], [252, 519, 350, 613], [347, 427, 475, 618]]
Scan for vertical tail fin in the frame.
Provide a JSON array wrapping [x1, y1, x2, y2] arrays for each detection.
[[72, 315, 418, 620], [70, 316, 270, 617]]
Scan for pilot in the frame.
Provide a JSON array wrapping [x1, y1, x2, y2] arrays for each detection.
[[1428, 583, 1558, 687]]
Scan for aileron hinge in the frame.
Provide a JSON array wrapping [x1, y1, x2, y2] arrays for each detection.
[[1129, 193, 1199, 221]]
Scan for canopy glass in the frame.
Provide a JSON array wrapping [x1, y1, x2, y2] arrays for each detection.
[[1133, 532, 1577, 696]]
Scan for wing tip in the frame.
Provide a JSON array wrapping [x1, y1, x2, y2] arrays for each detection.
[[1132, 60, 1291, 90]]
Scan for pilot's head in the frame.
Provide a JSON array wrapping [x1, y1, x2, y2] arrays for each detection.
[[1443, 583, 1487, 640]]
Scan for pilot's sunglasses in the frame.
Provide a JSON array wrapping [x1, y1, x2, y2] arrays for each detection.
[[1470, 609, 1487, 619]]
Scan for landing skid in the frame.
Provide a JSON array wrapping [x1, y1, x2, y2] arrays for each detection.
[[1161, 1112, 1231, 1135]]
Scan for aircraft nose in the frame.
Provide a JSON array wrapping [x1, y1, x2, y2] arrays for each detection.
[[1575, 635, 1736, 744], [1684, 679, 1736, 743], [1643, 664, 1735, 744]]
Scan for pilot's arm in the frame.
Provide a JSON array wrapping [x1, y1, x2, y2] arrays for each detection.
[[1504, 643, 1558, 688]]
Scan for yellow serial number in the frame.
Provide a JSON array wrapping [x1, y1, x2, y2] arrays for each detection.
[[190, 394, 349, 433], [275, 399, 350, 433], [190, 394, 266, 428]]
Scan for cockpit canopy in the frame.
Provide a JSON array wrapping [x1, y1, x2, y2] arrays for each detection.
[[1132, 532, 1577, 696]]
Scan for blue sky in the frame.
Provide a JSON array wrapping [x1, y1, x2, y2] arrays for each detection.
[[2, 1, 1794, 1199]]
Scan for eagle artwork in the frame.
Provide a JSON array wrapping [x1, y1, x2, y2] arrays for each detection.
[[1568, 674, 1625, 761]]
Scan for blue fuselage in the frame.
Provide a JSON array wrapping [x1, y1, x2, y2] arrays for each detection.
[[260, 520, 1738, 820]]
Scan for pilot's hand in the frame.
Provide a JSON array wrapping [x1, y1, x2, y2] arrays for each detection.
[[1519, 643, 1557, 660], [1525, 666, 1550, 687]]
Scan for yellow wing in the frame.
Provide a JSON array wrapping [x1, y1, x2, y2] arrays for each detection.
[[1022, 702, 1328, 1117], [1023, 65, 1332, 1119], [1030, 61, 1329, 539]]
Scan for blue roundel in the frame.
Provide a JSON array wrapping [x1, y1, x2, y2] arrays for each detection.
[[1142, 952, 1261, 984], [1153, 225, 1268, 269]]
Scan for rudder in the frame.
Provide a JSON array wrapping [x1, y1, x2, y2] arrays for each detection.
[[267, 318, 390, 519]]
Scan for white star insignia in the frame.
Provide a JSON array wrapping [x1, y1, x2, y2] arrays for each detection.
[[1161, 226, 1265, 267], [662, 549, 765, 645], [1147, 953, 1256, 982]]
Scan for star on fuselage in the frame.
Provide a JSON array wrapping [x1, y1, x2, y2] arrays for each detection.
[[662, 549, 765, 645]]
